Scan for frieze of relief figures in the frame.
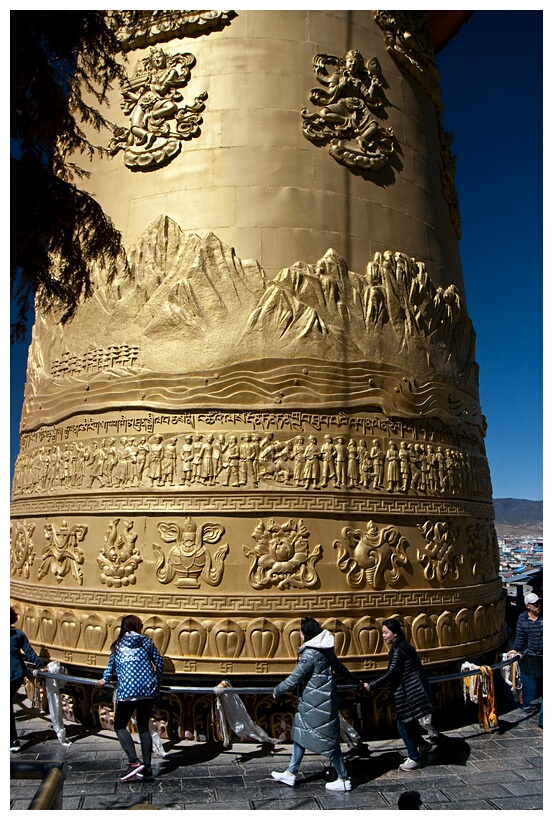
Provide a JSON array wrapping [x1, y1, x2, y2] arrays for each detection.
[[17, 513, 497, 592], [10, 601, 506, 660], [243, 519, 322, 590], [12, 432, 492, 501], [301, 50, 395, 171], [10, 520, 36, 579]]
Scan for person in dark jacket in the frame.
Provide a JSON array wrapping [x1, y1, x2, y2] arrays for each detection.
[[96, 614, 164, 782], [365, 618, 434, 771], [10, 606, 47, 752], [271, 616, 362, 792], [507, 592, 542, 713]]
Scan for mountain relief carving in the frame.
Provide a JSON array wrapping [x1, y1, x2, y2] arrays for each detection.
[[26, 216, 478, 422]]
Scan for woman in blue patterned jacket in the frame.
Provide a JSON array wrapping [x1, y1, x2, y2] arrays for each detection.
[[96, 615, 164, 782]]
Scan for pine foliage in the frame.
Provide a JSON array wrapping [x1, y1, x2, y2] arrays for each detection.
[[11, 11, 127, 341]]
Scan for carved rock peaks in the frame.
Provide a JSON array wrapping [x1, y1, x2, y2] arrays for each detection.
[[28, 219, 477, 400]]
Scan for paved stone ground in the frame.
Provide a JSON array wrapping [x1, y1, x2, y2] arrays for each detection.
[[10, 693, 543, 811]]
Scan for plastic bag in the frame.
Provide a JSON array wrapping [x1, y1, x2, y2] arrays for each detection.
[[44, 661, 72, 746], [214, 680, 276, 747], [339, 712, 362, 748]]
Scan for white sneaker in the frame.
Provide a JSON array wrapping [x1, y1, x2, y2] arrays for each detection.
[[325, 777, 352, 792], [271, 770, 296, 786], [399, 757, 420, 771]]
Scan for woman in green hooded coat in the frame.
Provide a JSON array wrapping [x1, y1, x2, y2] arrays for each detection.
[[271, 616, 362, 792]]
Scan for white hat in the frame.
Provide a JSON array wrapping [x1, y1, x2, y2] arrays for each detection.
[[525, 592, 540, 605]]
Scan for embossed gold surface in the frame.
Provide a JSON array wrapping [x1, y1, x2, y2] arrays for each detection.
[[11, 11, 504, 680]]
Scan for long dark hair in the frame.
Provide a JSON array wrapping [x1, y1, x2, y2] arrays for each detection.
[[110, 614, 143, 653], [300, 616, 323, 641], [382, 618, 405, 643]]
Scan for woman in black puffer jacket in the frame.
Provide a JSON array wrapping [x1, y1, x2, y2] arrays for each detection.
[[365, 618, 434, 771]]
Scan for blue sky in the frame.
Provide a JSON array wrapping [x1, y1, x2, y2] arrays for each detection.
[[9, 10, 543, 501], [435, 10, 543, 501]]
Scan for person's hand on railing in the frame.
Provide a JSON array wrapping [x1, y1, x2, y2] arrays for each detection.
[[95, 678, 106, 688]]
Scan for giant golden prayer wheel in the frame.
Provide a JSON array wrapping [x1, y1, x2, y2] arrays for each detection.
[[11, 11, 505, 694]]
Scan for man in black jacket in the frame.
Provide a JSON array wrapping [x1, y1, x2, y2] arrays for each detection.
[[508, 592, 542, 713]]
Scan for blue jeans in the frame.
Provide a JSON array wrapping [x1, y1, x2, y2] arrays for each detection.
[[396, 719, 425, 760], [288, 741, 348, 779], [520, 655, 543, 707]]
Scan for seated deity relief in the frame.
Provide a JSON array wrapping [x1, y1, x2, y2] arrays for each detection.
[[153, 516, 228, 588], [301, 50, 394, 171], [107, 47, 207, 170]]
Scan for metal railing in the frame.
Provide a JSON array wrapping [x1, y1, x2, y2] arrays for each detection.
[[10, 761, 66, 810], [32, 653, 522, 693]]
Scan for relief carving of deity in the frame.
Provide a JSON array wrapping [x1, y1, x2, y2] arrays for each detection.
[[37, 520, 88, 585], [97, 518, 143, 587], [301, 50, 394, 171], [108, 47, 208, 170], [416, 520, 463, 582], [243, 519, 322, 590], [333, 520, 410, 589], [153, 517, 228, 588], [10, 521, 36, 579]]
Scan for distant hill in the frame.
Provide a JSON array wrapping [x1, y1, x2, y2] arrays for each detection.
[[493, 498, 543, 537]]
